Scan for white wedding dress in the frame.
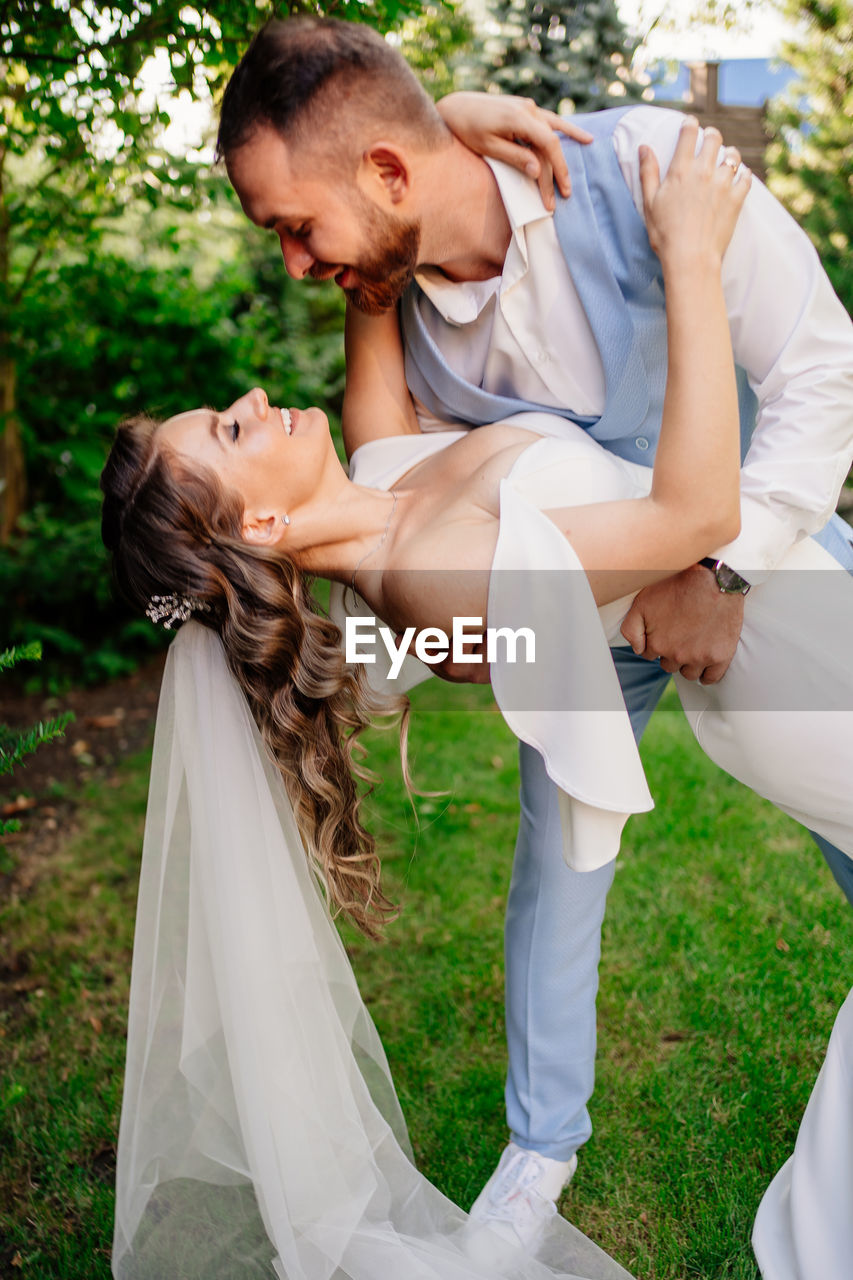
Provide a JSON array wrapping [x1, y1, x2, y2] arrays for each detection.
[[113, 419, 853, 1279], [752, 990, 853, 1280]]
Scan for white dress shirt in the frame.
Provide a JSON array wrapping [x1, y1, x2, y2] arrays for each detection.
[[413, 106, 853, 580]]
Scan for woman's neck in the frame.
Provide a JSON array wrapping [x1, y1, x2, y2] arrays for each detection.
[[289, 479, 408, 587]]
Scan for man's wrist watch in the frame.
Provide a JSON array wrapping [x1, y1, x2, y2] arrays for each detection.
[[698, 557, 751, 595]]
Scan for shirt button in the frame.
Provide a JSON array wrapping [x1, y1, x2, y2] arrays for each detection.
[[535, 349, 549, 364], [635, 436, 650, 451]]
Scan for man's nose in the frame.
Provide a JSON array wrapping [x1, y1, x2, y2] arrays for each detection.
[[279, 233, 313, 280]]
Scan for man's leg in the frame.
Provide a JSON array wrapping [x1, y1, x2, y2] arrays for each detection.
[[465, 652, 670, 1250], [810, 513, 853, 903], [812, 832, 853, 905], [504, 651, 671, 1161]]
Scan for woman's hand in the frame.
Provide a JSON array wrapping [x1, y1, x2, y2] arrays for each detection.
[[435, 91, 593, 210], [640, 116, 752, 273]]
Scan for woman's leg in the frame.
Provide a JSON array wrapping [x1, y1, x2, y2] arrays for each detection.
[[675, 537, 853, 882]]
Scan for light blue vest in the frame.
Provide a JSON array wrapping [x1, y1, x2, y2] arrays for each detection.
[[400, 106, 757, 468]]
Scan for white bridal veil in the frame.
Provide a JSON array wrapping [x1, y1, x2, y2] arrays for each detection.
[[112, 622, 634, 1280]]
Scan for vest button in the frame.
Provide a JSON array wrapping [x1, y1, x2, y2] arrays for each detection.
[[635, 436, 650, 451]]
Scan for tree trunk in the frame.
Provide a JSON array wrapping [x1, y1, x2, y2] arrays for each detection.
[[0, 349, 25, 543]]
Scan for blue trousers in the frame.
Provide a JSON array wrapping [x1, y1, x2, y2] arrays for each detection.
[[505, 516, 853, 1161]]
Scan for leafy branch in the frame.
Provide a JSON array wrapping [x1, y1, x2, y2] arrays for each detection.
[[0, 642, 73, 852]]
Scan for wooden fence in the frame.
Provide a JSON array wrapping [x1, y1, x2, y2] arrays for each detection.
[[657, 62, 770, 180]]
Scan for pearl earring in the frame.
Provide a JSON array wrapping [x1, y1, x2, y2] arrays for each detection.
[[281, 514, 291, 526]]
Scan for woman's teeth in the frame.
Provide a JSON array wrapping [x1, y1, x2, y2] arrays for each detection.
[[280, 407, 292, 435]]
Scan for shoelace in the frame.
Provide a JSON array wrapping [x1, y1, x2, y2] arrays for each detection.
[[482, 1150, 557, 1226]]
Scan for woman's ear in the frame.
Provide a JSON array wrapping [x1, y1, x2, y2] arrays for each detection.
[[241, 512, 281, 546], [361, 143, 411, 206]]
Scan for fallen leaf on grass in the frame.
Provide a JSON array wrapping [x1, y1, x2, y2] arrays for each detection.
[[1, 796, 37, 818], [83, 712, 124, 729]]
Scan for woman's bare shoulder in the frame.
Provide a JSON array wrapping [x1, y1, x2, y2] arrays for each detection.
[[378, 510, 496, 635]]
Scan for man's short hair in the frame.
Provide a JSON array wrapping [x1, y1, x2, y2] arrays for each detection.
[[217, 17, 449, 171]]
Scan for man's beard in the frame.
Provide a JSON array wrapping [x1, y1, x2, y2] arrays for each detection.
[[312, 197, 421, 316]]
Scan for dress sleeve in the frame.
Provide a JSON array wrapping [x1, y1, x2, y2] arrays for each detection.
[[489, 466, 653, 872]]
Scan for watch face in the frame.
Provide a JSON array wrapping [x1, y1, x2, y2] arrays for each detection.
[[716, 564, 750, 594]]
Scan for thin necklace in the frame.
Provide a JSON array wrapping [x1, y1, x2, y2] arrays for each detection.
[[349, 490, 399, 599]]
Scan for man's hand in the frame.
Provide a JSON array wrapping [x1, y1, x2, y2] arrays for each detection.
[[620, 564, 745, 684], [431, 656, 493, 685], [395, 632, 492, 685]]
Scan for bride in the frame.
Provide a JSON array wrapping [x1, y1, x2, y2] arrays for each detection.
[[100, 123, 852, 1277]]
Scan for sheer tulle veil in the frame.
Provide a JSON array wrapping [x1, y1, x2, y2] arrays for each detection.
[[112, 621, 633, 1280]]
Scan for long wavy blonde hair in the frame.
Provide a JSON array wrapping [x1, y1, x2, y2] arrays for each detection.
[[101, 413, 407, 936]]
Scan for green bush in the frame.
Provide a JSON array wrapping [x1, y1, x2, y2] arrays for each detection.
[[3, 243, 346, 685]]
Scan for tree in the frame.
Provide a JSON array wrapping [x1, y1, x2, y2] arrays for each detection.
[[765, 0, 853, 317], [480, 0, 647, 112], [398, 0, 478, 101], [0, 0, 412, 542]]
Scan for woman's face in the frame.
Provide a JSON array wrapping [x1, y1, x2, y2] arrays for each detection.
[[156, 388, 332, 539]]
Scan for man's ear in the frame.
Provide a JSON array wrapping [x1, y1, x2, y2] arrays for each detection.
[[241, 512, 281, 546], [361, 144, 411, 206]]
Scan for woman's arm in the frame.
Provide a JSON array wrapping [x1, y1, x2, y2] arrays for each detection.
[[544, 118, 750, 606], [341, 304, 421, 459], [435, 92, 592, 210]]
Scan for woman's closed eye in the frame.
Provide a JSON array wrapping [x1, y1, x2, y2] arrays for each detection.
[[228, 420, 241, 442]]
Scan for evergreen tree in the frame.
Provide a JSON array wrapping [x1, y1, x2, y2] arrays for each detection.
[[481, 0, 646, 112], [766, 0, 853, 318]]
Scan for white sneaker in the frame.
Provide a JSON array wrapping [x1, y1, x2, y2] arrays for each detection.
[[466, 1143, 578, 1255]]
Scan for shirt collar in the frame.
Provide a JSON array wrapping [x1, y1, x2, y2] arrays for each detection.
[[414, 159, 553, 325]]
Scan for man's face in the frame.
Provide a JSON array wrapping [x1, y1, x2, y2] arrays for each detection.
[[226, 125, 421, 315]]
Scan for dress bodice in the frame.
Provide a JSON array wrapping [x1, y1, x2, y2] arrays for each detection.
[[347, 416, 650, 645], [333, 418, 655, 872]]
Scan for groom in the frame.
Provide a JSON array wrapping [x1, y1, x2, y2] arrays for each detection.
[[216, 16, 853, 1248]]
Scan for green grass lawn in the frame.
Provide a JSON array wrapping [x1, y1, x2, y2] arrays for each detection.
[[1, 679, 850, 1278]]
